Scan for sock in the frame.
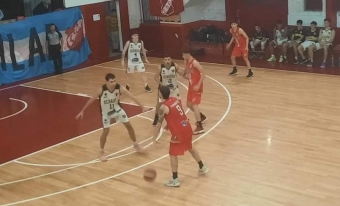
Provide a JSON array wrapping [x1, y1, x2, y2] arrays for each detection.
[[249, 69, 252, 72], [154, 114, 159, 121], [233, 66, 237, 70], [284, 56, 287, 59], [200, 112, 205, 118], [295, 56, 298, 60], [198, 161, 204, 169], [172, 172, 178, 179], [145, 84, 148, 87]]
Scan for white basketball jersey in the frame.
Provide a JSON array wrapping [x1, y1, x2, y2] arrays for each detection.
[[100, 84, 121, 116], [160, 63, 177, 89], [275, 28, 286, 41], [320, 28, 332, 42], [128, 40, 142, 64]]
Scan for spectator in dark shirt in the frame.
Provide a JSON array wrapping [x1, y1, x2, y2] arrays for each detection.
[[249, 24, 268, 59], [297, 21, 319, 64], [282, 19, 305, 64], [33, 0, 51, 15]]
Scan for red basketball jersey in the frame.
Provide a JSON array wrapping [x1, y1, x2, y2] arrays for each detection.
[[231, 27, 246, 48], [163, 97, 192, 136], [186, 59, 203, 93]]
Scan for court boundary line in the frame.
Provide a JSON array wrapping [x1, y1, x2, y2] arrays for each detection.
[[0, 98, 28, 120], [0, 75, 231, 206], [12, 80, 189, 167]]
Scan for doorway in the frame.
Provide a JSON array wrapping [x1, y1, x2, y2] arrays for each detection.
[[105, 0, 123, 57]]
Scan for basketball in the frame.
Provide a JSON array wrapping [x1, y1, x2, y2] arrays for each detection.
[[143, 168, 157, 182]]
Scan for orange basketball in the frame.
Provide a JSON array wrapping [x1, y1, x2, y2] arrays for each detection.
[[143, 168, 157, 182]]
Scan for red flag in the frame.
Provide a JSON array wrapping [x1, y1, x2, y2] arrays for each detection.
[[149, 0, 184, 17]]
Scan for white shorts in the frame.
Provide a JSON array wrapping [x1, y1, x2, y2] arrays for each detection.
[[315, 42, 332, 50], [158, 87, 180, 103], [300, 41, 316, 51], [288, 40, 302, 47], [273, 38, 288, 47], [102, 109, 129, 128], [127, 62, 145, 74]]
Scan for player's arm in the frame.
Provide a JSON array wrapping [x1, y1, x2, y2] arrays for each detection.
[[175, 63, 185, 76], [192, 60, 205, 87], [272, 28, 277, 41], [229, 29, 235, 45], [152, 104, 169, 143], [120, 86, 144, 110], [121, 41, 130, 63], [154, 66, 162, 85], [330, 30, 336, 43], [76, 88, 101, 119], [318, 29, 323, 42], [239, 28, 249, 49], [141, 40, 149, 63]]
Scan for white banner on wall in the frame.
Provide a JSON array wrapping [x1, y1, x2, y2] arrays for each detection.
[[65, 0, 111, 8]]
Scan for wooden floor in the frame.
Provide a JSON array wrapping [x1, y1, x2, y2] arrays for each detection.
[[1, 57, 340, 206]]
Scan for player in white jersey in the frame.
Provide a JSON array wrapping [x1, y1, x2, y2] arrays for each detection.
[[307, 18, 336, 68], [76, 73, 147, 161], [267, 20, 289, 62], [152, 55, 184, 126], [121, 33, 152, 92]]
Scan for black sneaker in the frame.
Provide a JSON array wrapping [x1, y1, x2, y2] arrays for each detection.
[[229, 68, 238, 75], [145, 85, 152, 92], [152, 114, 158, 126], [300, 59, 308, 64], [282, 58, 288, 63], [126, 85, 130, 91], [246, 70, 253, 78], [293, 59, 299, 64]]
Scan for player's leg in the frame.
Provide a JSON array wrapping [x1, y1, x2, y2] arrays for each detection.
[[259, 39, 267, 59], [135, 63, 152, 92], [229, 53, 238, 75], [249, 39, 259, 58], [187, 93, 205, 134], [99, 115, 112, 161], [292, 41, 300, 64], [153, 95, 162, 126], [117, 109, 144, 152], [307, 44, 318, 67], [164, 141, 183, 187], [298, 42, 308, 64], [321, 44, 330, 68], [281, 41, 289, 63], [267, 40, 277, 62], [125, 62, 134, 90], [242, 51, 253, 78]]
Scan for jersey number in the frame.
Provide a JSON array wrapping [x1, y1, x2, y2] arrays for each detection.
[[134, 53, 137, 57], [176, 105, 184, 115], [109, 104, 114, 110]]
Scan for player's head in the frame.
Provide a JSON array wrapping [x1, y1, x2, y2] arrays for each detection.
[[296, 20, 303, 29], [163, 54, 172, 66], [231, 20, 238, 28], [105, 73, 116, 87], [110, 9, 117, 15], [276, 20, 283, 28], [182, 48, 191, 60], [254, 24, 261, 32], [159, 85, 170, 100], [131, 33, 139, 41], [49, 24, 56, 32], [324, 18, 331, 27], [310, 21, 317, 29]]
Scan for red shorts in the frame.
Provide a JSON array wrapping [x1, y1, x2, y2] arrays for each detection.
[[169, 132, 193, 156], [232, 47, 248, 58], [187, 91, 202, 105]]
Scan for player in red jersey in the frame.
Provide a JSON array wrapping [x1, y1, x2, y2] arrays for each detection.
[[182, 49, 207, 134], [153, 86, 209, 187], [226, 20, 254, 78]]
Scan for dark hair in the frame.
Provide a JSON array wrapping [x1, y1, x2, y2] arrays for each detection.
[[231, 19, 238, 24], [311, 21, 317, 25], [159, 85, 170, 99], [324, 18, 331, 22], [182, 47, 191, 54], [297, 20, 303, 24], [164, 53, 171, 58], [111, 9, 116, 12], [105, 73, 115, 81]]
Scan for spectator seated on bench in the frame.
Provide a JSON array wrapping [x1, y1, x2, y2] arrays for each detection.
[[249, 24, 268, 59], [267, 20, 289, 62]]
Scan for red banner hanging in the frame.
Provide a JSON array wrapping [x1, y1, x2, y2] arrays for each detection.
[[149, 0, 184, 17]]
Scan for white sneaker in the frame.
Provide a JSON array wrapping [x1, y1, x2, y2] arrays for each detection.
[[279, 55, 284, 63], [99, 151, 107, 162], [267, 55, 276, 62], [198, 166, 209, 175], [164, 178, 180, 187]]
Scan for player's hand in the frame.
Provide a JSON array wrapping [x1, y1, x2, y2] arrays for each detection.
[[193, 85, 200, 91], [75, 111, 84, 120], [226, 43, 231, 50]]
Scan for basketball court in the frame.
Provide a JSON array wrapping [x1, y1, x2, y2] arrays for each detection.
[[1, 58, 340, 206]]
